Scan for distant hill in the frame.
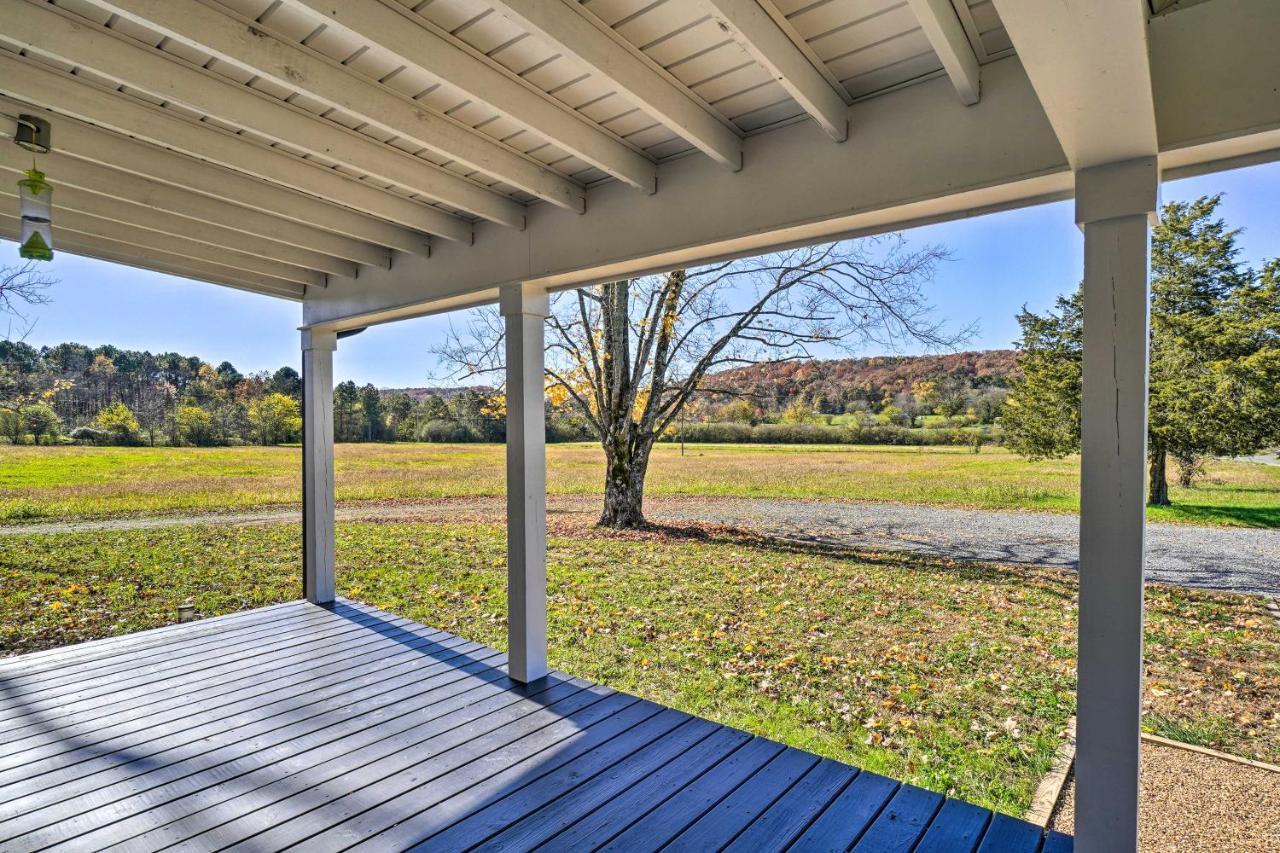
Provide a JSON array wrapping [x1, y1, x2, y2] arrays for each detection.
[[380, 385, 496, 401], [380, 351, 1020, 414], [704, 350, 1019, 412]]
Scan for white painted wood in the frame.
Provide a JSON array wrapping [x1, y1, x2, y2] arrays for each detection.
[[501, 284, 550, 683], [283, 0, 658, 193], [306, 59, 1070, 328], [0, 53, 443, 250], [992, 0, 1157, 168], [0, 214, 305, 298], [92, 0, 586, 213], [492, 0, 742, 169], [0, 143, 376, 276], [306, 0, 1280, 333], [0, 146, 356, 277], [701, 0, 848, 141], [1074, 156, 1158, 853], [0, 185, 326, 287], [906, 0, 981, 105], [2, 0, 519, 229], [302, 328, 338, 605], [0, 92, 389, 266]]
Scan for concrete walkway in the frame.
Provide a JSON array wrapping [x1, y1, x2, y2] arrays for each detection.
[[3, 496, 1277, 597]]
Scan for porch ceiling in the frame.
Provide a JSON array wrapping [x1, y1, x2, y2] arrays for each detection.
[[0, 0, 1276, 312]]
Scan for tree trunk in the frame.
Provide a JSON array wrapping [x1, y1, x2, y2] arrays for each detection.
[[1148, 445, 1170, 506], [599, 437, 652, 528]]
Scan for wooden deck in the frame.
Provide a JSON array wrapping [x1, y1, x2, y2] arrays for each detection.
[[0, 599, 1071, 852]]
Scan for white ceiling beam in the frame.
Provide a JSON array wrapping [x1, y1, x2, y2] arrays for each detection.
[[0, 215, 305, 299], [92, 0, 586, 214], [906, 0, 981, 105], [992, 0, 1157, 168], [2, 0, 508, 231], [0, 157, 355, 278], [489, 0, 743, 169], [0, 141, 386, 277], [282, 0, 658, 192], [701, 0, 849, 141], [0, 52, 446, 249], [0, 94, 388, 268], [0, 187, 326, 287], [308, 58, 1072, 329]]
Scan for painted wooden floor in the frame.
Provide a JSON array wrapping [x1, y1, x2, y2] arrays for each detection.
[[0, 599, 1072, 852]]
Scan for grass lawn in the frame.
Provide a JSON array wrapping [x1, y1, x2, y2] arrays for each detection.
[[2, 518, 1276, 816], [1, 442, 1277, 527]]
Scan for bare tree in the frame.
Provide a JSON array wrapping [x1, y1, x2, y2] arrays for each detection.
[[1, 262, 55, 336], [439, 237, 963, 528]]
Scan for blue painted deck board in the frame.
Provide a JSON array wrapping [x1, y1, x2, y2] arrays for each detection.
[[916, 798, 993, 853], [852, 783, 945, 852], [0, 598, 1065, 851]]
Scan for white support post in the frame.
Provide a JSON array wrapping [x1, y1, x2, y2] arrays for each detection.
[[302, 328, 337, 605], [501, 284, 550, 683], [1074, 157, 1159, 853]]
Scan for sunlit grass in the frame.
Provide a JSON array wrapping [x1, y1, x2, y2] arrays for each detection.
[[2, 519, 1276, 815], [0, 442, 1276, 527]]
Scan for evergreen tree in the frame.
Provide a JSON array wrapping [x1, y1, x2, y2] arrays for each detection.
[[1003, 195, 1280, 504], [271, 366, 302, 397], [333, 381, 360, 442], [359, 383, 383, 441]]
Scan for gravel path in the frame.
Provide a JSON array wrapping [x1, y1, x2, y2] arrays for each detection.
[[1049, 740, 1280, 850], [650, 498, 1280, 597], [3, 495, 1277, 597]]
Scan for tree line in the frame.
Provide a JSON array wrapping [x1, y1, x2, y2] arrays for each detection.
[[0, 341, 305, 446], [0, 341, 592, 447], [1003, 195, 1280, 504]]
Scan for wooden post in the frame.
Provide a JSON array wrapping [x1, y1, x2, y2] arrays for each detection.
[[302, 327, 337, 605], [502, 284, 550, 683], [1073, 157, 1158, 853]]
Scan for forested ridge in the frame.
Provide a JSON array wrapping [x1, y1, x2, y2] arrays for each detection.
[[700, 350, 1018, 414], [1, 340, 1016, 447]]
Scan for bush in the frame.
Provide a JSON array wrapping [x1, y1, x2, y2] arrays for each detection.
[[92, 403, 141, 445], [546, 415, 595, 443], [416, 418, 472, 443], [69, 426, 108, 445], [662, 420, 1002, 447], [176, 405, 217, 447]]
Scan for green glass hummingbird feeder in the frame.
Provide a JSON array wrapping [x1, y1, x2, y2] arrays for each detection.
[[17, 167, 53, 262]]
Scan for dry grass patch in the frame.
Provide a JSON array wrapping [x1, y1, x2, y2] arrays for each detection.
[[1, 443, 1276, 527]]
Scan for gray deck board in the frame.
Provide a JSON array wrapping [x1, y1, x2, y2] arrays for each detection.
[[0, 613, 459, 762], [0, 599, 1064, 851]]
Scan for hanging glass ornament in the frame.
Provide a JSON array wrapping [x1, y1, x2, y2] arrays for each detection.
[[17, 168, 53, 262]]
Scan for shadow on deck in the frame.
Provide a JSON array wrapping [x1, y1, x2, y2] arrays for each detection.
[[0, 599, 1072, 851]]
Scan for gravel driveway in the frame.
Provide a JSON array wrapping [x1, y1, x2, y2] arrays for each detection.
[[647, 498, 1280, 597], [3, 496, 1277, 597]]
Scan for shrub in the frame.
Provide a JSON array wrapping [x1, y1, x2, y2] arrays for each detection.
[[92, 403, 141, 445], [68, 426, 108, 445], [662, 420, 1002, 447], [417, 418, 472, 443], [175, 405, 217, 446], [23, 403, 62, 445], [546, 415, 595, 443]]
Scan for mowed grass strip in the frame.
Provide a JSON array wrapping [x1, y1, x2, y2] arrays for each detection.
[[1, 443, 1277, 527], [2, 520, 1276, 816]]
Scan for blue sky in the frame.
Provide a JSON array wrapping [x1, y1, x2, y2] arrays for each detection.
[[6, 160, 1279, 388]]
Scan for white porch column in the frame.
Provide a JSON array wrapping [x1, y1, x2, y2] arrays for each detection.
[[501, 284, 550, 683], [302, 327, 337, 605], [1074, 157, 1159, 852]]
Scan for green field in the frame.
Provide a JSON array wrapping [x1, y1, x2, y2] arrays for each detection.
[[3, 518, 1276, 816], [1, 442, 1277, 526]]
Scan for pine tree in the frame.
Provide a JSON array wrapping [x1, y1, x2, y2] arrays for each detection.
[[1003, 195, 1280, 504]]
